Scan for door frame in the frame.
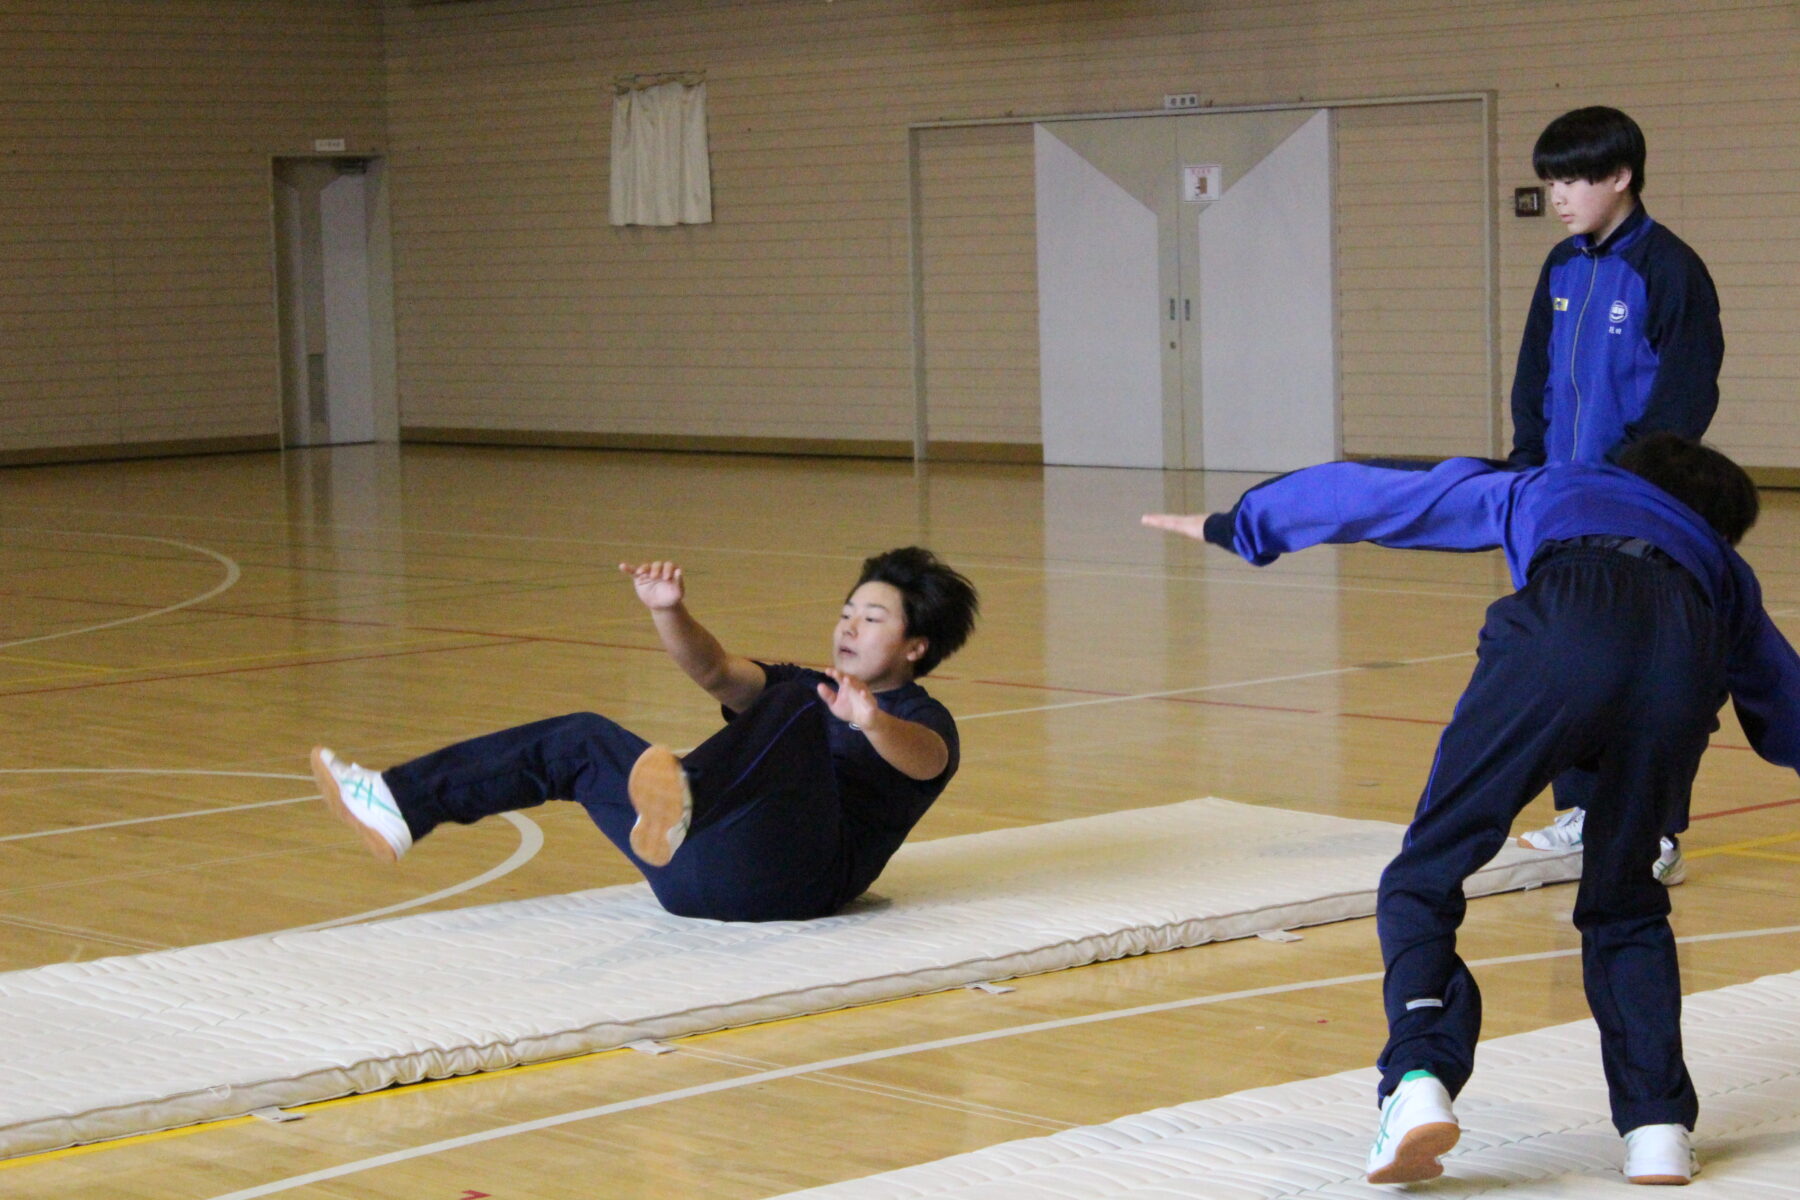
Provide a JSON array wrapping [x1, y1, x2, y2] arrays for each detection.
[[905, 91, 1501, 463], [266, 155, 400, 449]]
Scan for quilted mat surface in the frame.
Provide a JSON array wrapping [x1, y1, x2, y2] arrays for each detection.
[[777, 961, 1800, 1196], [0, 797, 1579, 1158]]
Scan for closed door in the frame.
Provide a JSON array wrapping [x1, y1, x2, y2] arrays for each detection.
[[1036, 109, 1334, 470]]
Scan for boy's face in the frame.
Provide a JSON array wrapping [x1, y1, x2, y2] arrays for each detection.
[[1548, 169, 1635, 240], [833, 581, 928, 690]]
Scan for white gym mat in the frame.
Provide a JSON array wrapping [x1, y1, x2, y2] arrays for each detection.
[[0, 797, 1578, 1159], [774, 970, 1800, 1198]]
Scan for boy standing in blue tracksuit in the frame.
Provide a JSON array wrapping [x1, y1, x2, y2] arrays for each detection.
[[1146, 435, 1800, 1187], [1510, 107, 1725, 862]]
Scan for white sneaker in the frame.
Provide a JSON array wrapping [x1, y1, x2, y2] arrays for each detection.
[[627, 745, 692, 868], [1623, 1122, 1697, 1185], [310, 746, 412, 863], [1367, 1070, 1460, 1185], [1519, 805, 1585, 851], [1654, 837, 1687, 887]]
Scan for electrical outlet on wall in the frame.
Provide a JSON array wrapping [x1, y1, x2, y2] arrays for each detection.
[[1163, 93, 1201, 110]]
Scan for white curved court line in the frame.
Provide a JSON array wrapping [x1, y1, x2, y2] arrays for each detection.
[[0, 769, 542, 928], [0, 797, 313, 842], [280, 812, 544, 933], [0, 769, 317, 843], [195, 921, 1800, 1200], [0, 530, 241, 651], [960, 648, 1477, 722]]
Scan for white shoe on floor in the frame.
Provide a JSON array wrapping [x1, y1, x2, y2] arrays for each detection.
[[1623, 1122, 1697, 1185], [627, 745, 692, 868], [1519, 805, 1585, 851], [1654, 837, 1687, 887], [1367, 1070, 1460, 1185], [310, 746, 412, 863]]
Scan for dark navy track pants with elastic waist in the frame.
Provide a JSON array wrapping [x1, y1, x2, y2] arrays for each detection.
[[381, 680, 852, 922], [1375, 547, 1724, 1133]]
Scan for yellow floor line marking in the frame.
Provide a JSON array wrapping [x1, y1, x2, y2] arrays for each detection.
[[0, 653, 109, 672], [0, 982, 963, 1171], [1713, 848, 1800, 865], [1685, 829, 1800, 859]]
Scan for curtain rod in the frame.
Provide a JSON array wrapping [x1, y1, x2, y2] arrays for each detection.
[[614, 70, 705, 93]]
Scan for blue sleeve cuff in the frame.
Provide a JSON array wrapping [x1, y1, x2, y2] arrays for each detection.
[[1203, 511, 1236, 550]]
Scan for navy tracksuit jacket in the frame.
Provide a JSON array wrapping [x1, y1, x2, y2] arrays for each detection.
[[1207, 458, 1800, 1132], [1509, 205, 1723, 467]]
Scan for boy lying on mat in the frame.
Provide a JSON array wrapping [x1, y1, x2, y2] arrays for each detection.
[[310, 547, 978, 923]]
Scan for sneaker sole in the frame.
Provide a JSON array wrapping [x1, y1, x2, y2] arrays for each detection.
[[310, 746, 399, 865], [627, 746, 690, 868], [1367, 1122, 1460, 1185], [1627, 1172, 1691, 1185]]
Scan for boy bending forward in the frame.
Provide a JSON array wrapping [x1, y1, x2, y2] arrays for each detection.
[[311, 547, 978, 923], [1147, 436, 1800, 1186]]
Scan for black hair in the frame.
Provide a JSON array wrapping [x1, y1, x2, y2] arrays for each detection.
[[1616, 433, 1759, 545], [1533, 106, 1647, 197], [850, 547, 978, 678]]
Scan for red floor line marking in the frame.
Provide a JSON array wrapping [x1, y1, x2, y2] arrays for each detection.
[[1341, 711, 1450, 727], [0, 639, 532, 699], [8, 597, 682, 658], [1341, 709, 1757, 755], [1690, 796, 1800, 822]]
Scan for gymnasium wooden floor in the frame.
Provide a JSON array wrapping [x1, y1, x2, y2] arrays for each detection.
[[4, 442, 1799, 1199]]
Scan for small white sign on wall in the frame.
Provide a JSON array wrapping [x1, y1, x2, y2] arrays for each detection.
[[1182, 163, 1223, 203]]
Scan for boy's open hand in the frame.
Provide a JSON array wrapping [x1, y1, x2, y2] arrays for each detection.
[[1141, 512, 1212, 541], [818, 668, 880, 729], [619, 560, 685, 610]]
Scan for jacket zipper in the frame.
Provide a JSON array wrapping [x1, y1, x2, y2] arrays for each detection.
[[1569, 252, 1600, 456]]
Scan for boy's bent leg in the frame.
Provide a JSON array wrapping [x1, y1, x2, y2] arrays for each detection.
[[645, 681, 848, 921], [1378, 592, 1576, 1103], [383, 712, 649, 845]]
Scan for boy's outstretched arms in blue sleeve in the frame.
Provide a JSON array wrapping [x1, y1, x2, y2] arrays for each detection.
[[1146, 459, 1515, 566]]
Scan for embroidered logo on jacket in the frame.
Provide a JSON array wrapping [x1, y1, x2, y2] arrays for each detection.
[[1610, 301, 1629, 323], [1553, 297, 1570, 311]]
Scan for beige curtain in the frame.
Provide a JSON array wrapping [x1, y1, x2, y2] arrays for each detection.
[[609, 81, 712, 226]]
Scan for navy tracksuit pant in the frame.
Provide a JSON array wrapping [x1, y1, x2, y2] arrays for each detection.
[[382, 680, 854, 922], [1375, 545, 1723, 1133]]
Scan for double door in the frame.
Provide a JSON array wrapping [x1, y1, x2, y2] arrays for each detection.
[[1036, 109, 1337, 470]]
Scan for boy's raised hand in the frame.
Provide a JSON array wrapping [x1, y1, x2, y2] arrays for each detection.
[[619, 560, 686, 610], [817, 668, 880, 729]]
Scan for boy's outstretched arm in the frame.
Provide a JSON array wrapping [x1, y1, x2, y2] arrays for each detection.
[[1142, 458, 1513, 566], [620, 561, 767, 712], [818, 668, 949, 781]]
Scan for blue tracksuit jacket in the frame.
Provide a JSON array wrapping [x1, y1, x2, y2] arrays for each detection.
[[1204, 458, 1800, 771], [1509, 206, 1722, 466]]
